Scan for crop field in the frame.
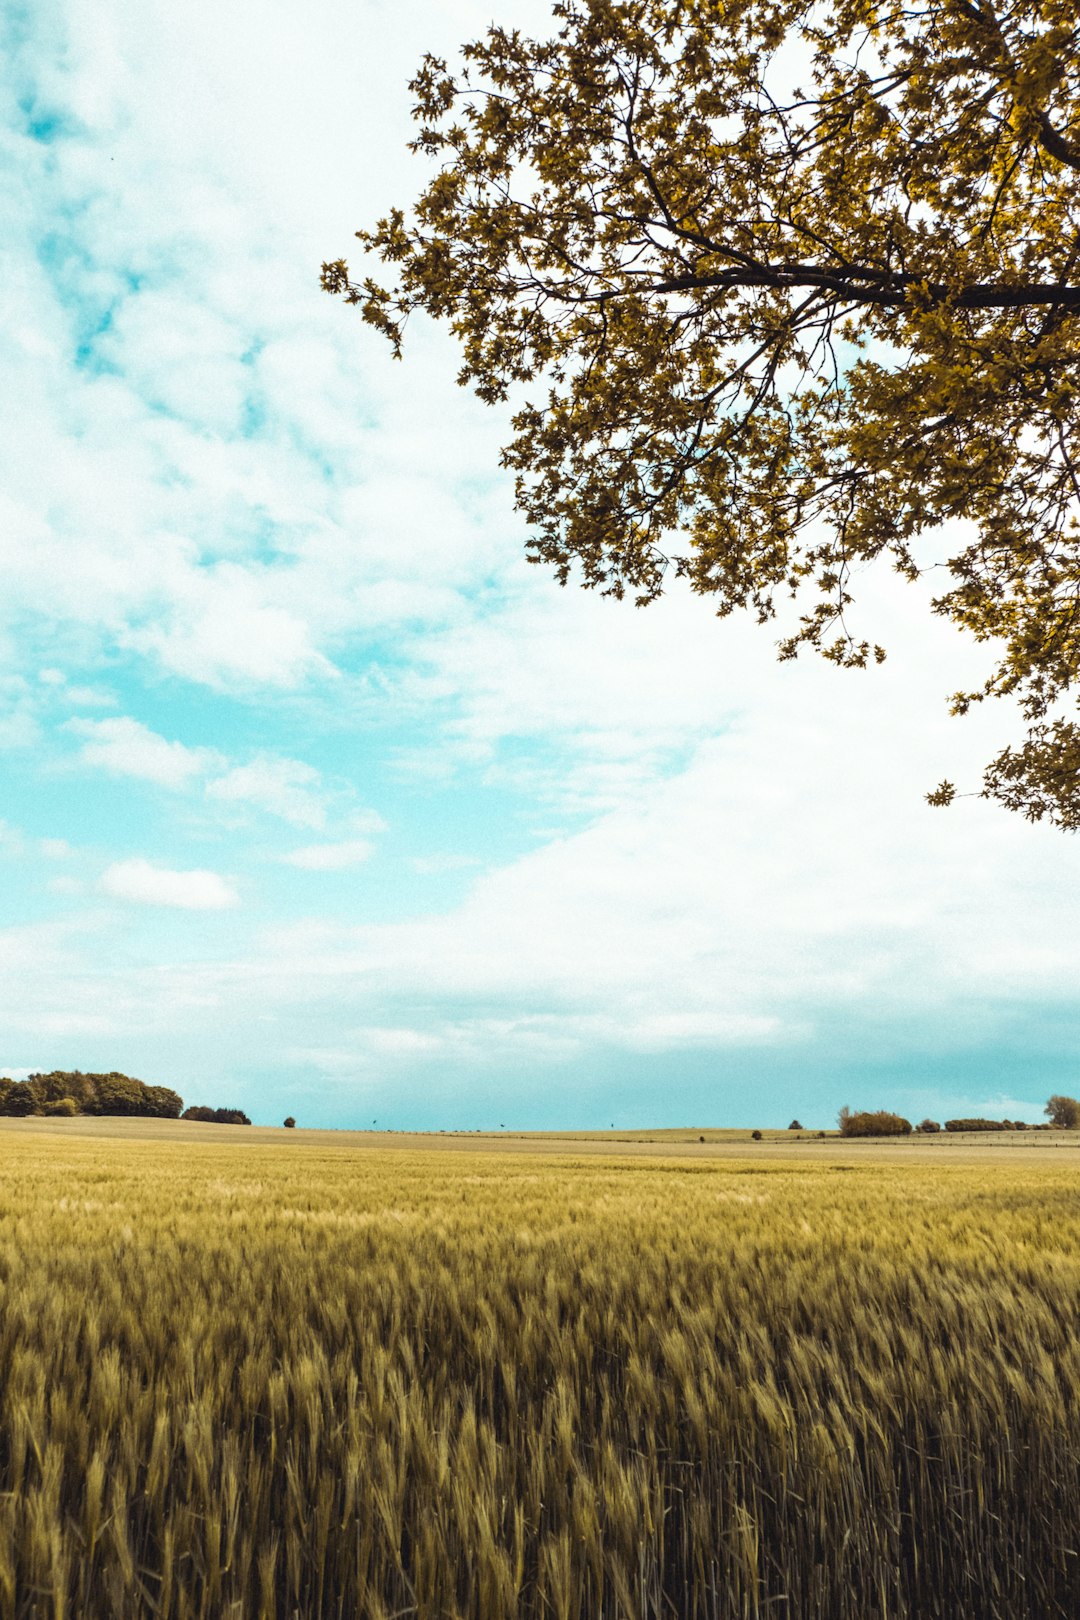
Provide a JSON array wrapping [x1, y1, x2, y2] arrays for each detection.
[[2, 1125, 1080, 1618]]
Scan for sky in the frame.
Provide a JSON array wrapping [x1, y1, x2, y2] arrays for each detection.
[[2, 0, 1078, 1130]]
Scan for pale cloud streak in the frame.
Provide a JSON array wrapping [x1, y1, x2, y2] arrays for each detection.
[[205, 756, 330, 831], [100, 858, 239, 910], [63, 716, 384, 843], [282, 840, 375, 870], [66, 716, 221, 789]]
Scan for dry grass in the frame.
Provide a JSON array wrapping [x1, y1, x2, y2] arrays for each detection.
[[2, 1125, 1079, 1617]]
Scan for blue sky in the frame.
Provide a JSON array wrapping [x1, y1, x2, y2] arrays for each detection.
[[2, 0, 1079, 1129]]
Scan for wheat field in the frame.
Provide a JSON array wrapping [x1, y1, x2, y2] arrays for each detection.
[[2, 1123, 1080, 1618]]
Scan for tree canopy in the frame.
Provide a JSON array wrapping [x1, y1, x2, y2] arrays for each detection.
[[1045, 1092, 1080, 1125], [324, 0, 1080, 824]]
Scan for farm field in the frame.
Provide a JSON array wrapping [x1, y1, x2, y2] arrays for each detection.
[[2, 1124, 1080, 1617], [5, 1113, 1080, 1159]]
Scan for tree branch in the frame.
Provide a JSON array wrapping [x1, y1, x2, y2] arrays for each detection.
[[651, 267, 1080, 311]]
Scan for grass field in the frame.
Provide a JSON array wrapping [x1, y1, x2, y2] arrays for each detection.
[[2, 1121, 1080, 1617]]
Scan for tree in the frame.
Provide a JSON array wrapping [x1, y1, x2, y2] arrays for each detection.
[[0, 1081, 37, 1117], [788, 1119, 803, 1131], [839, 1109, 912, 1137], [84, 1074, 150, 1117], [145, 1085, 183, 1119], [43, 1096, 78, 1117], [283, 1116, 297, 1129], [326, 0, 1080, 826], [28, 1071, 88, 1110], [1045, 1094, 1080, 1127]]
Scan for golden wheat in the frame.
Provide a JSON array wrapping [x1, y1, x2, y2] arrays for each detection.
[[0, 1130, 1079, 1617]]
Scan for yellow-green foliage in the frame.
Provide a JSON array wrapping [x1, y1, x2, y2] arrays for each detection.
[[2, 1135, 1080, 1618]]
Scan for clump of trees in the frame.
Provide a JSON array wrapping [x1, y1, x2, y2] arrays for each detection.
[[945, 1121, 1016, 1134], [0, 1072, 256, 1124], [838, 1108, 912, 1138], [182, 1107, 252, 1126], [0, 1072, 183, 1119], [944, 1118, 1024, 1132], [917, 1119, 942, 1134], [1045, 1095, 1080, 1128]]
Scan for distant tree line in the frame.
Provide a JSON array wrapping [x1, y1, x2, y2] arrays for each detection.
[[0, 1071, 251, 1124], [182, 1106, 252, 1126], [836, 1098, 1080, 1137], [943, 1118, 1032, 1132]]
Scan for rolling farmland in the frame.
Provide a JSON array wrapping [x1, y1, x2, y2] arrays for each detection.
[[1, 1121, 1079, 1617]]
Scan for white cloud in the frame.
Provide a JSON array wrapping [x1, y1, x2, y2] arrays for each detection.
[[354, 1026, 443, 1056], [121, 565, 338, 690], [345, 808, 388, 835], [45, 875, 86, 896], [205, 755, 328, 829], [66, 716, 220, 789], [39, 838, 75, 859], [0, 915, 103, 976], [64, 687, 117, 709], [228, 686, 1080, 1071], [100, 857, 238, 909], [382, 544, 1006, 819], [63, 718, 367, 840], [0, 0, 529, 709], [3, 698, 1080, 1110], [283, 839, 374, 870]]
